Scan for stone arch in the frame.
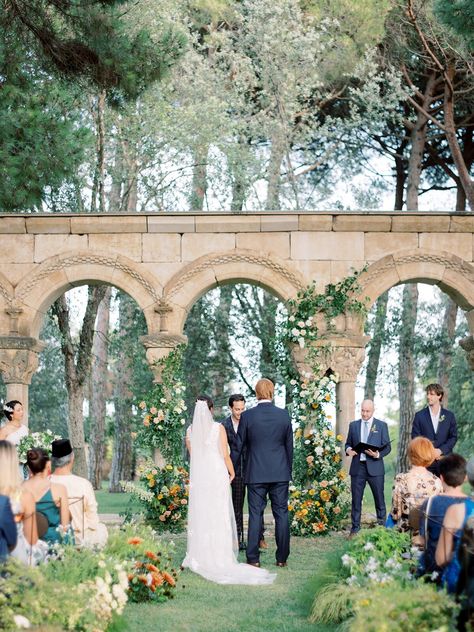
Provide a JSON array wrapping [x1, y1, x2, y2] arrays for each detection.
[[163, 249, 304, 334], [13, 250, 163, 338], [358, 249, 474, 317]]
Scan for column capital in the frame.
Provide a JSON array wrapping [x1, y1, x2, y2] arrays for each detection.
[[140, 333, 188, 382], [460, 335, 474, 371], [0, 336, 46, 384]]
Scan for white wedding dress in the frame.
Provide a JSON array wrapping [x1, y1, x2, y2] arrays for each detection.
[[182, 401, 275, 585]]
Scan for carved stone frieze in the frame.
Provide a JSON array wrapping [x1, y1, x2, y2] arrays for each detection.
[[140, 333, 188, 349], [0, 349, 40, 384]]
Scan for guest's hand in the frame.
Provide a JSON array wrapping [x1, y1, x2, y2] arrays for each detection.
[[229, 473, 235, 483], [434, 448, 442, 460], [365, 449, 379, 459], [347, 449, 357, 457]]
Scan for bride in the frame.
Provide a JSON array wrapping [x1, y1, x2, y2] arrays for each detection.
[[182, 398, 275, 585]]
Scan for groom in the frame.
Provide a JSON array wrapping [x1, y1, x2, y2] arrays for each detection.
[[236, 378, 293, 568]]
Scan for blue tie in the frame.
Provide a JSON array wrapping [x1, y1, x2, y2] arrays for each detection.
[[360, 421, 369, 462]]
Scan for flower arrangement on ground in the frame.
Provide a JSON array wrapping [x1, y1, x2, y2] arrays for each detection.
[[17, 429, 61, 463], [122, 462, 189, 532], [136, 345, 187, 465], [106, 523, 180, 603]]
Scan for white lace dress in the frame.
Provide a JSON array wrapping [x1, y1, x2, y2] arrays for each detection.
[[182, 407, 275, 585]]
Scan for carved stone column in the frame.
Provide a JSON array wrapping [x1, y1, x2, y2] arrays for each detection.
[[0, 336, 46, 426]]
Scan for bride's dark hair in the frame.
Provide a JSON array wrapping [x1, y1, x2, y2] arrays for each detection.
[[196, 395, 214, 410], [2, 400, 22, 420]]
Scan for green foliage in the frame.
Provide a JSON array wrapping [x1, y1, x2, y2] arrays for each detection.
[[434, 0, 474, 50], [349, 582, 459, 631], [30, 310, 68, 436], [122, 463, 189, 533]]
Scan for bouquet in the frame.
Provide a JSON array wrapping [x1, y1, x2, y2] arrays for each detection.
[[17, 430, 61, 464]]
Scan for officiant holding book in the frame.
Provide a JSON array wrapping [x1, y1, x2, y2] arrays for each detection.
[[345, 400, 391, 536]]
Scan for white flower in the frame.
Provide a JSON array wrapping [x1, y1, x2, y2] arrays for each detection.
[[341, 554, 354, 567], [289, 315, 295, 322], [160, 398, 166, 404], [180, 419, 186, 425], [363, 542, 375, 551], [304, 440, 310, 445], [368, 571, 379, 581], [13, 615, 31, 629], [366, 557, 378, 571], [346, 575, 358, 585], [299, 403, 306, 409], [298, 337, 305, 348], [98, 560, 106, 568], [314, 446, 323, 456], [305, 318, 312, 325], [291, 327, 300, 337]]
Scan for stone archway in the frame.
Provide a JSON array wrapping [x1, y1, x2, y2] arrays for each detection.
[[0, 250, 164, 418]]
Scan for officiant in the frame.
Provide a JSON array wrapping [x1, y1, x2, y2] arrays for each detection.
[[345, 399, 391, 537]]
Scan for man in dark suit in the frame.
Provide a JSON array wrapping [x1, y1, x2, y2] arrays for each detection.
[[411, 383, 457, 476], [221, 393, 247, 551], [236, 378, 293, 568], [345, 399, 391, 536]]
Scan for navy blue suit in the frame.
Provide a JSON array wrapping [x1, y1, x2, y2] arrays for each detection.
[[345, 418, 391, 532], [0, 494, 17, 561], [411, 406, 457, 475], [236, 402, 293, 564]]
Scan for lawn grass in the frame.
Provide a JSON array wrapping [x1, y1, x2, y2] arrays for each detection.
[[96, 482, 139, 515], [121, 532, 344, 632]]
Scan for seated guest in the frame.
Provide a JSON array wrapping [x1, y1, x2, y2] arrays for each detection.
[[22, 448, 72, 545], [418, 453, 467, 576], [0, 494, 17, 561], [390, 437, 443, 541], [436, 456, 474, 593], [50, 439, 108, 547], [0, 440, 47, 565]]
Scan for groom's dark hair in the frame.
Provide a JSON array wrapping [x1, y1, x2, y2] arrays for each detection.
[[196, 395, 214, 410], [229, 394, 245, 408]]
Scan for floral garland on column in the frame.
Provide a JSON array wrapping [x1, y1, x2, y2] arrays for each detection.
[[279, 269, 368, 536]]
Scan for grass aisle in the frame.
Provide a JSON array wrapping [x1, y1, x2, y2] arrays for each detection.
[[122, 532, 343, 632]]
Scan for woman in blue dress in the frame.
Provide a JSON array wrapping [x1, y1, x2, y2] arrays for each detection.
[[436, 456, 474, 593], [22, 448, 72, 545]]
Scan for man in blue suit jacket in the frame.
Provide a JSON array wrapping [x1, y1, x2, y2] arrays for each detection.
[[0, 494, 17, 561], [236, 378, 293, 567], [345, 400, 391, 535], [412, 383, 457, 476]]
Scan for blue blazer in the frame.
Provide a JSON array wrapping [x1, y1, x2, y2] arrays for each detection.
[[236, 402, 293, 484], [411, 406, 457, 455], [220, 415, 245, 477], [0, 494, 17, 560], [345, 418, 391, 477]]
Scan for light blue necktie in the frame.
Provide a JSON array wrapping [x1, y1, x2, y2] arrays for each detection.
[[360, 421, 370, 462]]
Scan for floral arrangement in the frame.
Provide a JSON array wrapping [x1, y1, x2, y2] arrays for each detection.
[[122, 462, 189, 532], [17, 429, 61, 463], [106, 523, 180, 603], [136, 345, 187, 464], [289, 475, 350, 536]]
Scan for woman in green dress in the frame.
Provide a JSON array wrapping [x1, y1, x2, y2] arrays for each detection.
[[22, 448, 72, 545]]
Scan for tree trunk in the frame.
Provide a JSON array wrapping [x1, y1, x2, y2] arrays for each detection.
[[444, 64, 474, 211], [52, 286, 107, 479], [88, 287, 112, 489], [90, 91, 106, 213], [266, 135, 285, 210], [109, 293, 134, 492], [396, 283, 419, 474], [364, 292, 389, 401], [189, 145, 209, 211], [437, 296, 458, 408], [406, 72, 437, 210]]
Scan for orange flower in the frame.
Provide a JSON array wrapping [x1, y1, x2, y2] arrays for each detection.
[[128, 537, 143, 545], [127, 573, 134, 581], [320, 490, 330, 502], [152, 572, 164, 586], [320, 480, 328, 488], [162, 571, 176, 587], [145, 551, 158, 561], [137, 574, 149, 585], [146, 563, 159, 572]]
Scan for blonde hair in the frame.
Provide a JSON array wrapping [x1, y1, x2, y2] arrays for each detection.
[[255, 378, 274, 401], [0, 440, 22, 497], [408, 436, 436, 467]]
